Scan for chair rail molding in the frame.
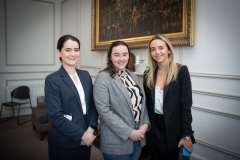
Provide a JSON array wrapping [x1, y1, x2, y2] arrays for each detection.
[[190, 72, 240, 80], [196, 138, 240, 159], [0, 71, 55, 74], [192, 89, 240, 100], [80, 65, 102, 69], [133, 72, 240, 79], [192, 105, 240, 120]]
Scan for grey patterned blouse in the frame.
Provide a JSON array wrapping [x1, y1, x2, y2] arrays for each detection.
[[118, 70, 143, 122]]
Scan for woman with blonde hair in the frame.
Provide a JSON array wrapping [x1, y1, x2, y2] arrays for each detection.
[[143, 34, 195, 159]]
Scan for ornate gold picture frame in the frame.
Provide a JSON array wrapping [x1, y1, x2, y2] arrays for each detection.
[[91, 0, 195, 51]]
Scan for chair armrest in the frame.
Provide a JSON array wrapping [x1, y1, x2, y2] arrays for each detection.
[[37, 101, 46, 108]]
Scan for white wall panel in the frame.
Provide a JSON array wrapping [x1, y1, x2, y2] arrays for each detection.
[[193, 93, 240, 114], [182, 0, 240, 75], [0, 0, 4, 67], [78, 0, 103, 68], [194, 143, 239, 160], [62, 0, 77, 36], [192, 110, 240, 159], [191, 76, 240, 96], [6, 0, 54, 65], [0, 0, 61, 73]]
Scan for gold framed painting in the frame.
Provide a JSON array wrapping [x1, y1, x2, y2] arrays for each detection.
[[91, 0, 195, 51]]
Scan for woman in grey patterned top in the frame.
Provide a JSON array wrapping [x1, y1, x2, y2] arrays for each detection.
[[93, 41, 150, 160]]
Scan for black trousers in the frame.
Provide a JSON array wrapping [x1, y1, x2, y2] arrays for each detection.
[[48, 142, 91, 160], [151, 114, 179, 160]]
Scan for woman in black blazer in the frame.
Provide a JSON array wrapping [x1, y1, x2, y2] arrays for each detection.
[[45, 35, 98, 160], [143, 34, 194, 160]]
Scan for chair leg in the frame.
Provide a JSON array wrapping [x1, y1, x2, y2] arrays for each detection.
[[12, 106, 14, 117], [17, 105, 31, 125], [0, 105, 3, 119], [33, 124, 36, 130], [40, 133, 44, 141], [0, 105, 14, 124]]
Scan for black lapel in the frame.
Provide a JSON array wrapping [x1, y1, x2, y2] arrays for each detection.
[[59, 66, 82, 111], [163, 83, 169, 101], [163, 65, 180, 101], [152, 66, 170, 102], [151, 68, 158, 104]]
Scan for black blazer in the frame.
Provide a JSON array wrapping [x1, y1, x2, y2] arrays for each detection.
[[143, 64, 193, 152], [45, 66, 98, 148]]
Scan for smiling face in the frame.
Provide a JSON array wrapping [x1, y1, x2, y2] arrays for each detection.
[[150, 39, 171, 64], [57, 39, 80, 67], [111, 45, 129, 71]]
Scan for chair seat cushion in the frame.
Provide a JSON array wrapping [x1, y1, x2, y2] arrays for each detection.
[[2, 102, 21, 107], [32, 108, 48, 124]]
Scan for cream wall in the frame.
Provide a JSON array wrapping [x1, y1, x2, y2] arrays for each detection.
[[0, 0, 62, 115], [0, 0, 239, 159]]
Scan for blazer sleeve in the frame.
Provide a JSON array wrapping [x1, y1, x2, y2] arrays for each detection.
[[93, 72, 133, 141], [140, 97, 151, 131], [45, 75, 85, 143], [179, 66, 193, 137], [85, 71, 99, 129]]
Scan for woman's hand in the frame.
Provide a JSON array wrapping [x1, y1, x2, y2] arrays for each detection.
[[86, 126, 95, 134], [178, 138, 193, 153], [81, 131, 96, 147], [139, 124, 148, 135], [129, 130, 144, 141]]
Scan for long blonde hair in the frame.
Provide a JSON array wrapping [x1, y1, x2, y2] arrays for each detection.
[[145, 34, 178, 88]]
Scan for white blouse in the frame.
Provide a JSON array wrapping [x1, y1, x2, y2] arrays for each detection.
[[69, 72, 86, 115], [155, 86, 164, 115]]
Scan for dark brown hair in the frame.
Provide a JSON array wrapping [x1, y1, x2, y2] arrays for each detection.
[[102, 41, 130, 77], [57, 35, 80, 62]]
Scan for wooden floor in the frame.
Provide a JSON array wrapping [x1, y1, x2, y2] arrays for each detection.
[[0, 115, 103, 160]]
